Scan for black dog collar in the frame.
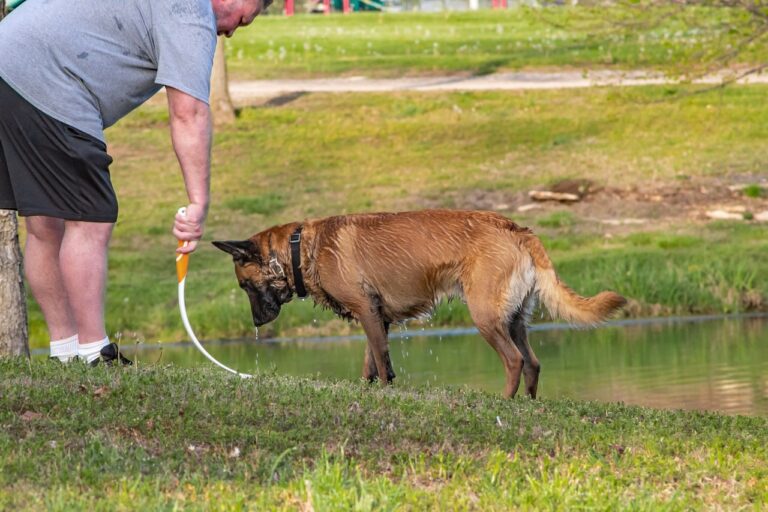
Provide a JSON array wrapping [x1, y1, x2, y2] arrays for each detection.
[[289, 226, 308, 298]]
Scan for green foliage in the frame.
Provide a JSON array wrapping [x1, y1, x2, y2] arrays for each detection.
[[554, 239, 765, 316], [656, 234, 701, 250], [743, 184, 763, 198], [622, 233, 705, 250], [625, 232, 654, 247]]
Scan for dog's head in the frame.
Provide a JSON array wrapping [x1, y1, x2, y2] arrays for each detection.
[[212, 239, 294, 326]]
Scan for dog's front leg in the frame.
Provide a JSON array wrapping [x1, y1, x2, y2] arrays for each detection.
[[359, 314, 394, 385], [363, 330, 395, 383]]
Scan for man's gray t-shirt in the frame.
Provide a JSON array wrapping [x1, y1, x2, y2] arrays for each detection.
[[0, 0, 217, 142]]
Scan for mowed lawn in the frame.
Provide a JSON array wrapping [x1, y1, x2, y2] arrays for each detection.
[[224, 8, 767, 78], [2, 359, 767, 510], [20, 83, 767, 347]]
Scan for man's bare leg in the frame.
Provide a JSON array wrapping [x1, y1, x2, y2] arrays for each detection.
[[24, 216, 77, 341], [59, 220, 114, 344]]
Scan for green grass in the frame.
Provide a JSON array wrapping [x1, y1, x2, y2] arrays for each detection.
[[743, 184, 764, 198], [552, 236, 766, 317], [1, 358, 766, 510], [18, 84, 768, 348], [537, 211, 576, 229], [224, 192, 288, 215], [224, 7, 766, 79]]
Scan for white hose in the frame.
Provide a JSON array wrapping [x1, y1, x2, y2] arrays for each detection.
[[176, 207, 252, 378]]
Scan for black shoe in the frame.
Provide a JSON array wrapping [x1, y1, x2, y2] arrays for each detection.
[[89, 342, 133, 367]]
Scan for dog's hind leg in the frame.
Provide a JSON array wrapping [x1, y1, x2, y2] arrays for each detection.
[[465, 291, 524, 398], [363, 321, 395, 383], [509, 294, 540, 398]]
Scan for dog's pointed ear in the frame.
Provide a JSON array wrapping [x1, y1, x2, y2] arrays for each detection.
[[212, 240, 256, 263]]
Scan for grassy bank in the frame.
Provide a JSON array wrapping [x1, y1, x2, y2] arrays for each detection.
[[19, 85, 768, 348], [225, 8, 766, 79], [1, 358, 766, 510]]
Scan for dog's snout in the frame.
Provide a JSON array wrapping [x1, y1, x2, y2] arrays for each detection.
[[247, 284, 283, 326]]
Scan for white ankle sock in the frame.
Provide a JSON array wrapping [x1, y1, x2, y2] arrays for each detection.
[[50, 334, 79, 362], [78, 337, 110, 364]]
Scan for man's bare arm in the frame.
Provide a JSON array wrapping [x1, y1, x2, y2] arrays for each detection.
[[167, 86, 211, 254]]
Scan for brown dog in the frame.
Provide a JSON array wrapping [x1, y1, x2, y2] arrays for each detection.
[[213, 209, 626, 398]]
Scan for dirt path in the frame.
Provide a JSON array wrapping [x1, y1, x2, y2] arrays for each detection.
[[228, 69, 768, 104]]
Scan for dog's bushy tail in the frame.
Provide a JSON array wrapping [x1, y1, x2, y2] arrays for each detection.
[[523, 235, 626, 325]]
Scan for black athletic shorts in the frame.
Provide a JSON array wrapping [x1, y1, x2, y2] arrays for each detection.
[[0, 77, 117, 222]]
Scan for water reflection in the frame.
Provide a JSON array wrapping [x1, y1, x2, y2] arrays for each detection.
[[123, 316, 768, 416]]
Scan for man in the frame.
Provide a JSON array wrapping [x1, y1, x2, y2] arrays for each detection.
[[0, 0, 268, 364]]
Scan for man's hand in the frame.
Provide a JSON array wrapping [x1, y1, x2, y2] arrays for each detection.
[[174, 203, 206, 254]]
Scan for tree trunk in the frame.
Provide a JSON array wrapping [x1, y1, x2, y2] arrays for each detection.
[[210, 35, 236, 126], [0, 0, 29, 357], [0, 210, 29, 357]]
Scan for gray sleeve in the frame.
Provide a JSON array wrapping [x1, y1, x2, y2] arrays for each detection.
[[152, 0, 217, 104]]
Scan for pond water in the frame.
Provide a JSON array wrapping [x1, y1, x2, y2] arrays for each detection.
[[108, 315, 768, 416]]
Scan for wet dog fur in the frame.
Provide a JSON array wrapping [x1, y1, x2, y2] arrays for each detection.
[[213, 209, 626, 398]]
